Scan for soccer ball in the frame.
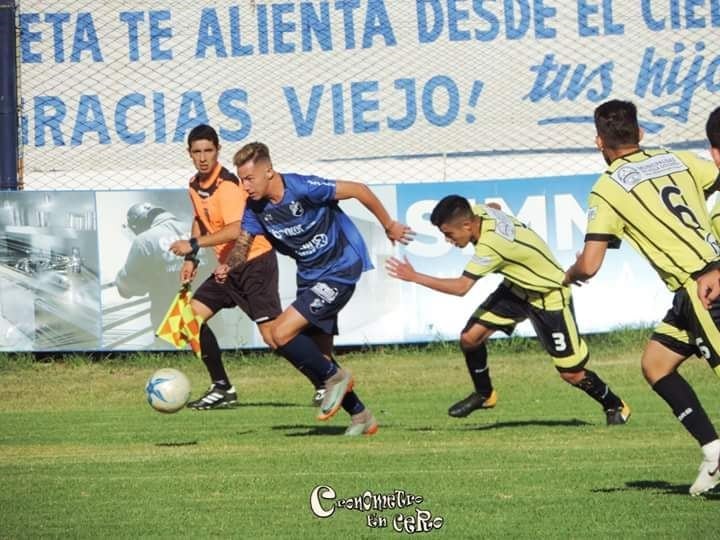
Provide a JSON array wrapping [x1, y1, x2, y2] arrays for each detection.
[[145, 368, 191, 413]]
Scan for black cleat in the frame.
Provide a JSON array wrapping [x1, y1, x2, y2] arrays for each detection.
[[605, 400, 631, 425], [448, 390, 498, 418], [187, 384, 238, 410]]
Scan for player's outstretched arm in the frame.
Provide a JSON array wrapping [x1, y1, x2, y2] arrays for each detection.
[[386, 256, 475, 296], [563, 240, 609, 285], [214, 231, 255, 284], [169, 221, 243, 256], [334, 180, 415, 245]]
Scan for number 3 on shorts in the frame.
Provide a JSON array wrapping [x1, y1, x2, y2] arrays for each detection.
[[552, 332, 567, 352]]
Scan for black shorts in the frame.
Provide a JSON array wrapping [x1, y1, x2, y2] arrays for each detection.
[[193, 250, 281, 324], [470, 283, 589, 370], [652, 280, 720, 373], [292, 279, 356, 335]]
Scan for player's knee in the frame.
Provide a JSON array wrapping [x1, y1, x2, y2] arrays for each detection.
[[271, 325, 294, 348], [190, 299, 213, 320], [459, 331, 484, 351], [555, 360, 587, 385], [558, 369, 585, 385], [259, 326, 277, 350]]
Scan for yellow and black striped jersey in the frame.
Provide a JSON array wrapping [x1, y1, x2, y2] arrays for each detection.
[[711, 198, 720, 240], [463, 205, 570, 310], [586, 148, 720, 291]]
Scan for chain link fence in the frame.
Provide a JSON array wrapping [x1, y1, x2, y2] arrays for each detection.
[[14, 0, 720, 190]]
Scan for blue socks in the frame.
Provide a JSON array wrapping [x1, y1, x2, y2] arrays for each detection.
[[277, 333, 338, 382]]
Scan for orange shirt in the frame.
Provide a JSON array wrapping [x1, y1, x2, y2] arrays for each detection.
[[188, 163, 272, 263]]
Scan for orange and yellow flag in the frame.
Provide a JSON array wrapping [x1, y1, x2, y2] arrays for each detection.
[[155, 285, 203, 358]]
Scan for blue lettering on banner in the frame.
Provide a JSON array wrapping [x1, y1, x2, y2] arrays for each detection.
[[416, 0, 557, 43], [34, 96, 66, 147], [70, 13, 103, 62], [635, 41, 720, 124], [526, 54, 614, 102], [641, 0, 720, 31], [362, 0, 396, 48], [576, 0, 624, 37], [218, 88, 252, 142], [196, 8, 227, 58], [388, 79, 417, 131], [20, 13, 42, 63], [273, 3, 296, 53], [20, 11, 103, 63], [153, 92, 167, 144], [72, 95, 110, 146], [301, 2, 332, 51], [192, 1, 394, 58], [352, 81, 380, 133], [25, 89, 253, 147], [44, 13, 71, 63], [173, 92, 210, 143], [115, 93, 146, 144], [422, 75, 459, 127], [149, 10, 173, 61], [119, 11, 144, 62], [283, 75, 482, 137]]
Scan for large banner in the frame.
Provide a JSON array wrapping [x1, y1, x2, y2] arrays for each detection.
[[18, 1, 720, 188], [0, 175, 675, 351]]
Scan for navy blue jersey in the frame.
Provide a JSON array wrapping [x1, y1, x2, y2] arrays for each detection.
[[242, 173, 373, 285]]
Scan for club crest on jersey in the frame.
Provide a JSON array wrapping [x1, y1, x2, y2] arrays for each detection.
[[263, 213, 273, 223], [311, 282, 339, 303], [309, 298, 325, 314], [289, 200, 304, 217]]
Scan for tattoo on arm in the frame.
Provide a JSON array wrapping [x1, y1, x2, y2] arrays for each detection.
[[225, 231, 254, 269]]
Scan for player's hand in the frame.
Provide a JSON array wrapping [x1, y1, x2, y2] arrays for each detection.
[[385, 221, 416, 245], [563, 252, 589, 287], [214, 264, 230, 284], [696, 269, 720, 309], [180, 260, 197, 284], [170, 239, 192, 256], [385, 256, 416, 282], [562, 271, 586, 287]]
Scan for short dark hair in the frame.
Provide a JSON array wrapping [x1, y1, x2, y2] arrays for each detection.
[[707, 107, 720, 149], [594, 100, 640, 149], [430, 195, 474, 227], [187, 124, 219, 149], [233, 142, 271, 168]]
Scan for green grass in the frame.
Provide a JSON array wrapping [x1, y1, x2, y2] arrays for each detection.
[[1, 329, 719, 539]]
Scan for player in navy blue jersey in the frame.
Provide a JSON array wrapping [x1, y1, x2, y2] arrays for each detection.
[[231, 142, 413, 436]]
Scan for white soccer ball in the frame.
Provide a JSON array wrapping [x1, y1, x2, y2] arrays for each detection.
[[145, 368, 191, 414]]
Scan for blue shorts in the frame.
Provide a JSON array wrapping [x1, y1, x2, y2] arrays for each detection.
[[293, 279, 356, 335]]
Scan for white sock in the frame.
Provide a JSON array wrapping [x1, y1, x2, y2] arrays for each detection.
[[701, 439, 720, 460]]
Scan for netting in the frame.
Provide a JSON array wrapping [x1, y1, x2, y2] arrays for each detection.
[[15, 0, 720, 190]]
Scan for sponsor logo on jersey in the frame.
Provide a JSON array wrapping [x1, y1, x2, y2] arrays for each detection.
[[297, 234, 329, 257], [269, 224, 305, 239], [610, 154, 688, 191], [587, 206, 598, 221], [290, 200, 304, 217], [307, 179, 333, 187]]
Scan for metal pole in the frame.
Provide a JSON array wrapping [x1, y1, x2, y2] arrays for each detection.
[[0, 0, 19, 190]]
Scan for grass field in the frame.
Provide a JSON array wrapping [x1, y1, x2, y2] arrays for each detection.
[[1, 329, 719, 539]]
